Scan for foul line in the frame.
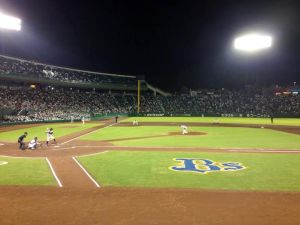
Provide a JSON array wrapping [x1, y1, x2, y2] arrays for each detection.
[[46, 158, 63, 188], [51, 146, 76, 151], [61, 123, 116, 145], [75, 150, 109, 158], [0, 155, 45, 159], [229, 149, 300, 153], [72, 156, 101, 188]]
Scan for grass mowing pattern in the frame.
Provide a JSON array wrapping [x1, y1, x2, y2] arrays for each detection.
[[0, 156, 56, 186], [78, 151, 300, 191], [0, 122, 101, 142], [81, 126, 300, 150]]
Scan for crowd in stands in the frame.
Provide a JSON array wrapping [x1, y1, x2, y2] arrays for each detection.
[[141, 89, 300, 116], [1, 85, 300, 123], [0, 54, 299, 122], [0, 55, 137, 86], [0, 86, 136, 122]]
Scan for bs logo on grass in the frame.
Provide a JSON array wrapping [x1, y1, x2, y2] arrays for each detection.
[[0, 161, 8, 166], [170, 158, 245, 174]]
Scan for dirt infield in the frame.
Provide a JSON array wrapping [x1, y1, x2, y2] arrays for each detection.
[[0, 120, 300, 225]]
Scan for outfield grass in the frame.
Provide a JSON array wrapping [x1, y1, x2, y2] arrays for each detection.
[[0, 122, 101, 142], [123, 117, 300, 126], [77, 151, 300, 191], [0, 156, 56, 186], [81, 126, 300, 150]]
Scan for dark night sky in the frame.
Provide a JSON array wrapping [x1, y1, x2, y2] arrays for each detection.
[[0, 0, 300, 91]]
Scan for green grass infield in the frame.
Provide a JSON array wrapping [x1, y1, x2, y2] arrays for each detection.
[[0, 156, 56, 186], [81, 126, 300, 150], [77, 151, 300, 191]]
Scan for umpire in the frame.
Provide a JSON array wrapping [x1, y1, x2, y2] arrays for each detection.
[[18, 132, 28, 150]]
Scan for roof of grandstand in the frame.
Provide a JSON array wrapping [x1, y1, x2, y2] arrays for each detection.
[[0, 54, 136, 78]]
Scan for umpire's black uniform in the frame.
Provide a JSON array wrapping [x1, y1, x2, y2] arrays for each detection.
[[18, 132, 27, 150]]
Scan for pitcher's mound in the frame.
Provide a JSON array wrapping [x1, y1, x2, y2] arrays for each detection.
[[168, 131, 207, 136]]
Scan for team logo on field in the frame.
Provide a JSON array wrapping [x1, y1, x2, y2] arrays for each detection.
[[0, 161, 8, 166], [170, 158, 245, 174]]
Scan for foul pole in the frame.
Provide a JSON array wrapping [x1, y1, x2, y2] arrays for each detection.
[[137, 80, 141, 114]]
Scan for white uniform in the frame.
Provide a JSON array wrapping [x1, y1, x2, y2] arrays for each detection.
[[46, 129, 55, 142], [133, 120, 138, 126], [180, 125, 188, 135], [82, 117, 85, 125], [28, 139, 39, 149]]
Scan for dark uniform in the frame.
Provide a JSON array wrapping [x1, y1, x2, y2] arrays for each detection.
[[18, 132, 27, 150], [115, 116, 118, 123]]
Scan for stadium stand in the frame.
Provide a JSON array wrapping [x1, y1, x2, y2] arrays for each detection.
[[0, 54, 299, 123], [0, 54, 147, 91], [1, 84, 300, 123]]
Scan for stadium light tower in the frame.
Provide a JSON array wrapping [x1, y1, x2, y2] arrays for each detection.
[[233, 32, 273, 85], [0, 11, 22, 31], [233, 33, 272, 53]]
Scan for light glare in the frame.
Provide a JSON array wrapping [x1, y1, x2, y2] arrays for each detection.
[[0, 12, 22, 31], [234, 34, 272, 52]]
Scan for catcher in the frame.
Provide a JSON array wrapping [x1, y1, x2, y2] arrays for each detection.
[[28, 137, 42, 150]]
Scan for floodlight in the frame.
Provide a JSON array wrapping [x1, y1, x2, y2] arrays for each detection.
[[0, 11, 22, 31], [233, 33, 272, 52]]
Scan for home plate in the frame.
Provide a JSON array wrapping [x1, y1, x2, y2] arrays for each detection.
[[54, 146, 60, 148]]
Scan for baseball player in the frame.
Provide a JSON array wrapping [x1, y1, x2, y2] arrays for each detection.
[[133, 120, 138, 126], [18, 132, 28, 150], [28, 137, 41, 150], [45, 128, 57, 146], [180, 125, 188, 135], [82, 116, 85, 125]]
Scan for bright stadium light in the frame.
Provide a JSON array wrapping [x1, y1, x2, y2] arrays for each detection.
[[0, 11, 22, 31], [233, 33, 272, 52]]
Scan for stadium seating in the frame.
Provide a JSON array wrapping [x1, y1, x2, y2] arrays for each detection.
[[1, 54, 299, 122], [0, 55, 143, 90], [1, 84, 300, 122]]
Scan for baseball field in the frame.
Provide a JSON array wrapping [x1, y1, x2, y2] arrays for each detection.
[[0, 117, 300, 225]]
